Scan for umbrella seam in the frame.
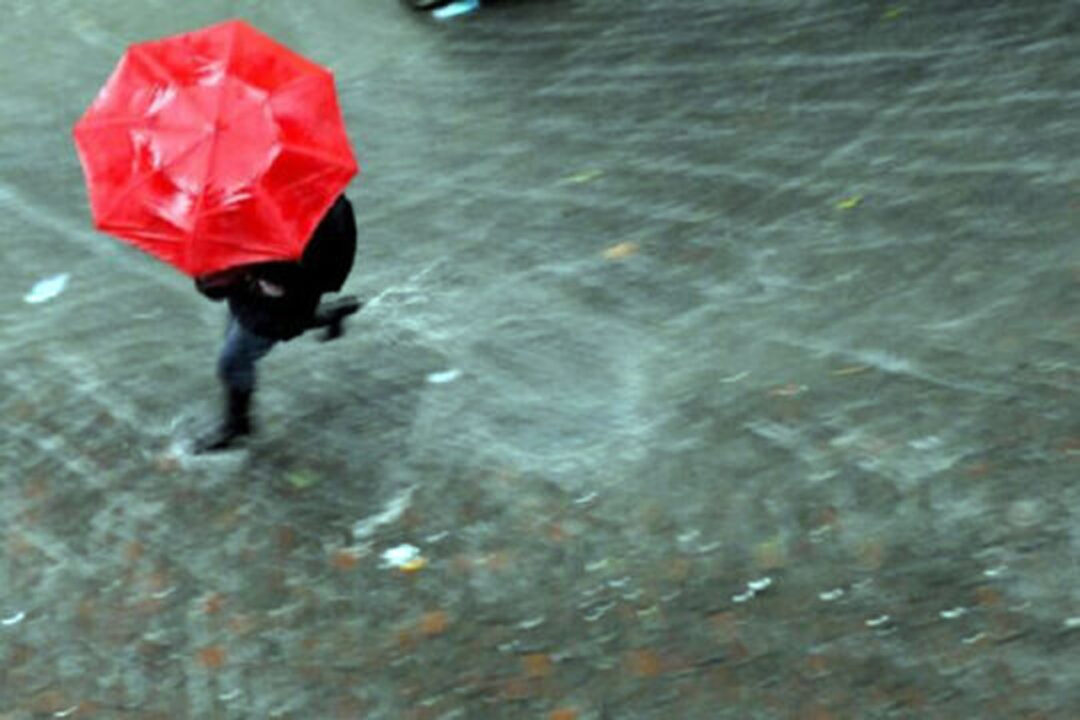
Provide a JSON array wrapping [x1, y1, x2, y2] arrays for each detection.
[[93, 133, 213, 233], [128, 45, 180, 88], [254, 182, 295, 258], [187, 19, 243, 274], [84, 45, 213, 227], [277, 142, 359, 177], [266, 69, 334, 102]]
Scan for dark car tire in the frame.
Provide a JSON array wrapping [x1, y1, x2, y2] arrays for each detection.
[[402, 0, 454, 10]]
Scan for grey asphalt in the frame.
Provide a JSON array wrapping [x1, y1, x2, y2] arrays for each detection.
[[1, 0, 1078, 718]]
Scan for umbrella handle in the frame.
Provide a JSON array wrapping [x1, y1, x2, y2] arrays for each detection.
[[195, 267, 247, 300]]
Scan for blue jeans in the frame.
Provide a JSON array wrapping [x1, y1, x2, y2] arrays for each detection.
[[218, 315, 277, 393]]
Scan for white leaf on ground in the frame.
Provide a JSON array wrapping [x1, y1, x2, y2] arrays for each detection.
[[427, 369, 462, 384], [24, 273, 69, 304], [380, 544, 421, 568], [434, 0, 480, 20]]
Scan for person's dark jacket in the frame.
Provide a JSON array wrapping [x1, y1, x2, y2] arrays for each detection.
[[195, 195, 357, 341]]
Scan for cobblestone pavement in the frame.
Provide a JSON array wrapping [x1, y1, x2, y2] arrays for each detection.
[[1, 0, 1078, 718]]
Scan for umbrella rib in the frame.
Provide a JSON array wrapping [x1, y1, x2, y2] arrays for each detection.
[[130, 44, 185, 91], [198, 184, 292, 260], [126, 45, 212, 127], [269, 145, 358, 200], [267, 68, 332, 100], [95, 133, 213, 231], [103, 228, 185, 243], [74, 49, 202, 137], [253, 182, 296, 256], [279, 142, 358, 173], [187, 21, 243, 272], [76, 116, 152, 132]]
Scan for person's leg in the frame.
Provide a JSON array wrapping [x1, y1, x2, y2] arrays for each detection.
[[218, 318, 277, 395], [308, 295, 362, 341], [195, 316, 276, 452]]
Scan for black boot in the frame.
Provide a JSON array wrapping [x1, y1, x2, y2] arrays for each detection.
[[310, 295, 362, 341], [194, 389, 252, 453]]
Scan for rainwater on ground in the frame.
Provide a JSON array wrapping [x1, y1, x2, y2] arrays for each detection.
[[1, 0, 1078, 718]]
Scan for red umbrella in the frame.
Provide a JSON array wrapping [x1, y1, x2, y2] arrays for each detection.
[[73, 19, 358, 277]]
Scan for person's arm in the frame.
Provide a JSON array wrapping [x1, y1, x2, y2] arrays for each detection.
[[255, 278, 285, 297], [194, 266, 248, 301], [249, 263, 311, 299]]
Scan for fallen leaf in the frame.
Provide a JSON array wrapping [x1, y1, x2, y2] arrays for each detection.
[[709, 611, 738, 642], [560, 169, 604, 185], [276, 525, 298, 551], [549, 709, 579, 720], [28, 690, 68, 714], [381, 543, 422, 569], [854, 539, 885, 570], [396, 629, 417, 650], [228, 614, 257, 636], [801, 704, 835, 720], [451, 553, 473, 574], [502, 676, 534, 700], [24, 273, 69, 304], [286, 470, 320, 489], [427, 368, 462, 384], [728, 639, 750, 662], [484, 551, 510, 572], [153, 452, 181, 473], [134, 597, 165, 615], [769, 383, 807, 397], [400, 556, 428, 573], [433, 0, 481, 20], [626, 649, 663, 677], [974, 586, 1001, 607], [332, 549, 361, 571], [202, 593, 226, 615], [125, 541, 144, 563], [667, 557, 692, 581], [835, 194, 863, 210], [603, 242, 640, 260], [18, 477, 45, 501], [830, 365, 870, 376], [1060, 436, 1080, 454], [420, 610, 449, 636], [523, 653, 553, 678], [753, 537, 787, 570], [197, 645, 226, 669], [804, 653, 829, 677], [883, 6, 906, 20], [77, 701, 102, 716], [8, 643, 34, 667], [148, 570, 170, 592]]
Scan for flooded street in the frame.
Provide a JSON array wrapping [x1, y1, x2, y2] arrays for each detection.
[[1, 0, 1078, 717]]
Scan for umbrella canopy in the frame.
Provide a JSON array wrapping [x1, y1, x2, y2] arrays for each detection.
[[73, 19, 358, 277]]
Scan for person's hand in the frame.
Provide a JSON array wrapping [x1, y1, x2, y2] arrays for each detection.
[[195, 267, 246, 300]]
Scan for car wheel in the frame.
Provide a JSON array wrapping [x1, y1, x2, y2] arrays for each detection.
[[402, 0, 454, 10]]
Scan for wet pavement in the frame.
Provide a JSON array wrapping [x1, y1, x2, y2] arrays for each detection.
[[2, 0, 1079, 717]]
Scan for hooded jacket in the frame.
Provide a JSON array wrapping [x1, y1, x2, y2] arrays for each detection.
[[195, 195, 357, 340]]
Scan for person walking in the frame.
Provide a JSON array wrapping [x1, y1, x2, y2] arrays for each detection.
[[192, 194, 360, 453]]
